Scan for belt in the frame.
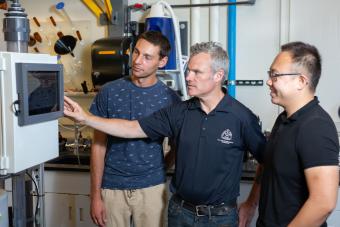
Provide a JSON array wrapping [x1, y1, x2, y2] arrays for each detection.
[[172, 194, 237, 217]]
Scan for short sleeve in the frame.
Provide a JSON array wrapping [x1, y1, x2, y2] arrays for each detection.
[[139, 102, 185, 141], [138, 107, 174, 141], [297, 118, 339, 169], [243, 113, 266, 164], [89, 85, 110, 118]]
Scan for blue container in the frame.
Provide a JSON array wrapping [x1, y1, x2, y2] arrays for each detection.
[[145, 17, 177, 70]]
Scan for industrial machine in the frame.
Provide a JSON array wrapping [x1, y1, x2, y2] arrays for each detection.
[[1, 1, 63, 226], [91, 36, 132, 87], [0, 52, 63, 174]]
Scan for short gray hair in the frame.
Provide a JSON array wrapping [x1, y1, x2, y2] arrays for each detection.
[[190, 42, 229, 79]]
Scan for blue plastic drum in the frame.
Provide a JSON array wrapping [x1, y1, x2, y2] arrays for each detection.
[[145, 17, 177, 70]]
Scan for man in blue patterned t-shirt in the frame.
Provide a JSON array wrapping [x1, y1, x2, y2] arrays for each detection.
[[89, 31, 180, 227]]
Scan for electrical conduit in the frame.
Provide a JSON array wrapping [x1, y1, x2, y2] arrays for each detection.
[[210, 0, 219, 41], [227, 0, 236, 97]]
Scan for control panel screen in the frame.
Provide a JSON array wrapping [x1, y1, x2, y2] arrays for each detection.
[[28, 71, 60, 116], [16, 62, 63, 126]]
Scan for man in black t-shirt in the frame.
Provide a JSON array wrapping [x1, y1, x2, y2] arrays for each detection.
[[242, 42, 339, 227]]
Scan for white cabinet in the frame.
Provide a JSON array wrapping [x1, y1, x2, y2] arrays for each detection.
[[45, 193, 75, 227], [44, 170, 96, 227], [74, 195, 95, 227]]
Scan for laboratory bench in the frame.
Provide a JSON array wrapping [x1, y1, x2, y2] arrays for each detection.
[[45, 152, 90, 172], [45, 151, 258, 180]]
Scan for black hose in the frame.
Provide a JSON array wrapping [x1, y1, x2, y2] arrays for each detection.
[[26, 171, 40, 226]]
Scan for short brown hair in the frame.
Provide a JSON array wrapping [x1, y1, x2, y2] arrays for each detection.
[[138, 31, 171, 59]]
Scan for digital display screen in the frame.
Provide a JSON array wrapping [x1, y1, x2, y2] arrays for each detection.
[[27, 71, 60, 116]]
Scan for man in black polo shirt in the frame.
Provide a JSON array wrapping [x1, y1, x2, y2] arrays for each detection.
[[244, 42, 339, 227], [64, 42, 266, 227]]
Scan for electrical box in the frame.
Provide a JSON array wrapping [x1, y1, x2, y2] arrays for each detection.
[[0, 52, 62, 174]]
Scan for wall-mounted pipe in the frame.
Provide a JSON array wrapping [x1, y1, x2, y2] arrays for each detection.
[[131, 0, 255, 10], [191, 0, 200, 45], [3, 1, 29, 53], [209, 0, 219, 42], [228, 0, 237, 97], [171, 0, 255, 8]]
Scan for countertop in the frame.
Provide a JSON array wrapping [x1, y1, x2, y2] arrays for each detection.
[[45, 152, 257, 180]]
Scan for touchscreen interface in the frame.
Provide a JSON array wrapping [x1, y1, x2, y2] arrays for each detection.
[[28, 71, 60, 116]]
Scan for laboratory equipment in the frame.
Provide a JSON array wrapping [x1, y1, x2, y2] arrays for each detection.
[[1, 2, 64, 226], [55, 1, 75, 30], [15, 62, 63, 126], [91, 37, 132, 88], [54, 34, 77, 57], [145, 1, 188, 99], [32, 16, 52, 46], [145, 3, 176, 70], [3, 0, 29, 52], [0, 52, 63, 174]]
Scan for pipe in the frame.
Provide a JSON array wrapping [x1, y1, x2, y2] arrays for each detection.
[[279, 0, 290, 46], [191, 0, 200, 45], [138, 0, 255, 9], [227, 0, 236, 97], [209, 0, 219, 41], [3, 1, 30, 52], [171, 0, 255, 8]]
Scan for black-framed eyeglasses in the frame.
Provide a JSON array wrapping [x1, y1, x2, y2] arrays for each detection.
[[267, 70, 301, 79]]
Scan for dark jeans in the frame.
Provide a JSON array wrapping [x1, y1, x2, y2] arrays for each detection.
[[168, 196, 238, 227]]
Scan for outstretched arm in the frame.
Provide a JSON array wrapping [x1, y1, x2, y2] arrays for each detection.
[[64, 96, 147, 138]]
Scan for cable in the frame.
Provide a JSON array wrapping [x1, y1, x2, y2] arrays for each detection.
[[26, 171, 40, 226]]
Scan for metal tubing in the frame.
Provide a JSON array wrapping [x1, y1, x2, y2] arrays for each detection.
[[171, 0, 255, 8], [3, 1, 30, 53], [209, 0, 219, 41], [191, 0, 200, 45], [227, 0, 237, 97], [12, 173, 26, 227]]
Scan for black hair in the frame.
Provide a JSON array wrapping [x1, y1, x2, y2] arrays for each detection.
[[281, 41, 321, 91]]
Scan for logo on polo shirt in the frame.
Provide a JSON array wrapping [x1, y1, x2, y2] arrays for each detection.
[[217, 129, 234, 144]]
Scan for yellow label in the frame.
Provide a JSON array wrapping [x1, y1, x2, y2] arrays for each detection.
[[98, 50, 116, 55]]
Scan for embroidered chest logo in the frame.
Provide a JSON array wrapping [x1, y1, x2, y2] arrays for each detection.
[[217, 129, 234, 144]]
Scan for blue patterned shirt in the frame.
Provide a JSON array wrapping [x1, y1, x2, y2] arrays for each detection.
[[90, 77, 181, 189]]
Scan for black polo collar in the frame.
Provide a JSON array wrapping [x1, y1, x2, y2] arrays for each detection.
[[188, 94, 233, 114], [281, 96, 319, 123]]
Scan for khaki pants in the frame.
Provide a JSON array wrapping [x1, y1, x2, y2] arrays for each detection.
[[102, 183, 167, 227]]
